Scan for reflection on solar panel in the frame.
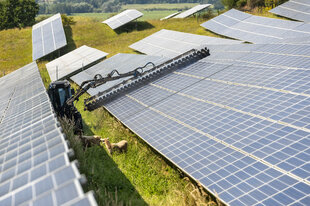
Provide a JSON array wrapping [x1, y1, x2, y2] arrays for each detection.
[[201, 9, 310, 43], [173, 4, 211, 18], [160, 12, 180, 20], [99, 44, 310, 205], [270, 0, 310, 23], [71, 53, 168, 96], [32, 13, 67, 61], [129, 29, 241, 58], [102, 9, 143, 30], [0, 62, 97, 205], [46, 45, 108, 82]]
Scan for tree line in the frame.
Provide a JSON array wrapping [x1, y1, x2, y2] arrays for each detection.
[[38, 0, 216, 14], [0, 0, 38, 30], [221, 0, 287, 9]]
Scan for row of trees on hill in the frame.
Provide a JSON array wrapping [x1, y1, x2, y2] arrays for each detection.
[[0, 0, 38, 30], [38, 0, 218, 14], [221, 0, 287, 9]]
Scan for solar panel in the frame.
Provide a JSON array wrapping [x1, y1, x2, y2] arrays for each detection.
[[71, 53, 169, 96], [173, 4, 211, 18], [274, 36, 310, 44], [32, 13, 67, 61], [0, 62, 97, 205], [270, 0, 310, 23], [160, 12, 180, 20], [201, 9, 310, 43], [46, 45, 108, 82], [129, 29, 242, 58], [102, 9, 143, 30], [95, 44, 310, 205], [205, 43, 310, 70]]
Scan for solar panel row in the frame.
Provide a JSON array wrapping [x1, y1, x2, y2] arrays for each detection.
[[32, 13, 67, 61], [160, 12, 180, 20], [270, 0, 310, 23], [102, 9, 143, 30], [71, 53, 168, 96], [129, 29, 241, 58], [46, 45, 108, 82], [89, 44, 310, 205], [0, 62, 97, 206], [173, 4, 211, 18], [200, 9, 310, 43]]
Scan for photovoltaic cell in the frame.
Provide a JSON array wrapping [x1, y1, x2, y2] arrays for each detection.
[[129, 29, 242, 58], [46, 45, 108, 82], [32, 13, 67, 61], [173, 4, 211, 18], [200, 9, 310, 43], [71, 53, 168, 96], [100, 44, 310, 205], [270, 0, 310, 23], [102, 9, 143, 30], [0, 62, 97, 205]]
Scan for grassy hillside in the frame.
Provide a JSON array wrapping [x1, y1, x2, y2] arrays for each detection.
[[0, 8, 284, 205], [0, 11, 220, 206], [53, 15, 220, 206], [0, 28, 32, 75], [122, 3, 199, 10]]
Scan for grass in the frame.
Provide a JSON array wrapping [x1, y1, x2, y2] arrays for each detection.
[[70, 3, 207, 21], [122, 3, 199, 11], [0, 27, 32, 75], [64, 16, 217, 59], [71, 10, 199, 21], [0, 10, 220, 206]]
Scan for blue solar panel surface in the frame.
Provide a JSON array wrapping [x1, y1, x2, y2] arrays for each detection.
[[129, 29, 241, 58], [101, 44, 310, 205], [0, 62, 97, 206], [200, 9, 310, 43], [32, 14, 67, 61], [270, 0, 310, 23], [71, 53, 169, 96]]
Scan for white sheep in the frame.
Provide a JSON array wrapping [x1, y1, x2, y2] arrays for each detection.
[[104, 138, 128, 154]]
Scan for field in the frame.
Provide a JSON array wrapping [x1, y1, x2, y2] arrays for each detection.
[[122, 3, 199, 10], [0, 7, 283, 205], [71, 3, 202, 21], [0, 9, 220, 206], [70, 10, 183, 21]]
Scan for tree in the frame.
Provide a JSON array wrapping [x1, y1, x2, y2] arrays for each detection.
[[221, 0, 237, 9], [0, 0, 39, 30]]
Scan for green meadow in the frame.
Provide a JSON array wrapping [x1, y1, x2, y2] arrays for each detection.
[[0, 6, 283, 205], [1, 9, 220, 206]]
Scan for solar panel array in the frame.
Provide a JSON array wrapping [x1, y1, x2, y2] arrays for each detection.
[[102, 9, 143, 30], [129, 29, 241, 58], [200, 9, 310, 43], [46, 45, 108, 82], [71, 53, 168, 96], [173, 4, 211, 18], [32, 13, 67, 61], [0, 62, 97, 206], [270, 0, 310, 23], [92, 43, 310, 205], [160, 12, 180, 20]]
